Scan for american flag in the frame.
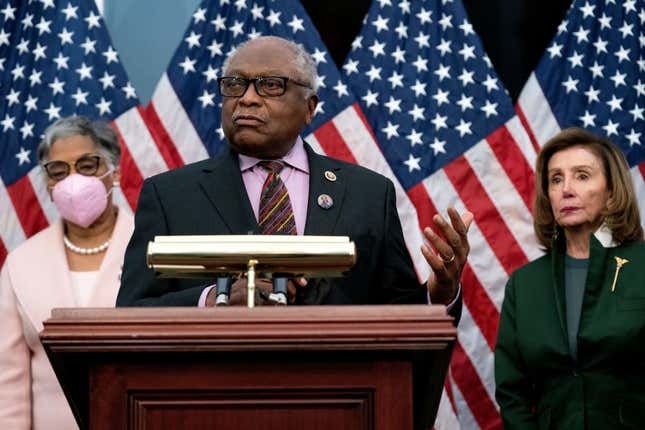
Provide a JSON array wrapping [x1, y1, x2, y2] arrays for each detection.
[[517, 0, 645, 222], [341, 0, 547, 429], [0, 0, 161, 265]]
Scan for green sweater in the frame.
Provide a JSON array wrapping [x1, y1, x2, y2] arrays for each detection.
[[495, 232, 645, 429]]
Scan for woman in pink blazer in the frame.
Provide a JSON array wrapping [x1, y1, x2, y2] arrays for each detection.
[[0, 116, 135, 430]]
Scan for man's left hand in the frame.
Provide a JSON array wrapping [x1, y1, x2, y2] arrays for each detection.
[[421, 206, 473, 305]]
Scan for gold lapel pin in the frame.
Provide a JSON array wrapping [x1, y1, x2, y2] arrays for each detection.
[[610, 256, 629, 292]]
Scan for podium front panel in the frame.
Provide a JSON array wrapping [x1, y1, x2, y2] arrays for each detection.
[[42, 306, 456, 430]]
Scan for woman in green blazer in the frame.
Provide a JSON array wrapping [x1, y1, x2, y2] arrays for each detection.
[[495, 128, 645, 429]]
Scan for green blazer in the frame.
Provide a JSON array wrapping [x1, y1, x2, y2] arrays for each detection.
[[495, 231, 645, 429]]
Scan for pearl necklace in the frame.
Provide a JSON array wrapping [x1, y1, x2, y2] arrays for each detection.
[[63, 235, 110, 255]]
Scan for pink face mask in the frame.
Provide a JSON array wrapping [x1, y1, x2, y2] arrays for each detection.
[[52, 171, 113, 228]]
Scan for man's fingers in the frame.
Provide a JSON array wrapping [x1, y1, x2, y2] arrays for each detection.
[[436, 207, 472, 262], [431, 214, 461, 256], [422, 227, 456, 267], [286, 278, 308, 303], [420, 242, 455, 290], [286, 280, 297, 299], [447, 207, 473, 237], [229, 278, 309, 305]]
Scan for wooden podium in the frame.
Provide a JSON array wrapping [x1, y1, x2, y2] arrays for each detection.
[[41, 305, 456, 430]]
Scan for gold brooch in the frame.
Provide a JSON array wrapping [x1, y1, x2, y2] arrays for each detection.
[[610, 256, 629, 292]]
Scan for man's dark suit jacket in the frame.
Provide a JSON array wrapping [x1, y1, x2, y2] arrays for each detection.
[[117, 143, 460, 319]]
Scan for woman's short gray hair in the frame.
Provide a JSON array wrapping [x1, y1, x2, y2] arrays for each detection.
[[222, 36, 319, 96], [37, 116, 121, 167]]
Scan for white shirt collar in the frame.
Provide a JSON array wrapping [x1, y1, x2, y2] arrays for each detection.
[[593, 224, 618, 248]]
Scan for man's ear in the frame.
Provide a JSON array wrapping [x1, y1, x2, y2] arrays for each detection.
[[304, 94, 319, 125]]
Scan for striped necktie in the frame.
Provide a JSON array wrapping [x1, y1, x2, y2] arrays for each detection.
[[257, 160, 296, 235]]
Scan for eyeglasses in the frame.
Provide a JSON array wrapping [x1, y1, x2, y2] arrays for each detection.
[[217, 76, 311, 97], [43, 154, 104, 181]]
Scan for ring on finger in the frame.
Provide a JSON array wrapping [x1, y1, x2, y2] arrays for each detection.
[[439, 253, 456, 264]]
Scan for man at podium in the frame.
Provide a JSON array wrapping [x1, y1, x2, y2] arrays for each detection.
[[117, 36, 472, 315]]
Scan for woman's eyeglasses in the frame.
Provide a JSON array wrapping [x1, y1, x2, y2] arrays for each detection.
[[43, 154, 104, 181]]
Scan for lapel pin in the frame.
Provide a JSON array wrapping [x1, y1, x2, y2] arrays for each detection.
[[324, 170, 337, 182], [610, 256, 629, 292], [317, 194, 334, 210]]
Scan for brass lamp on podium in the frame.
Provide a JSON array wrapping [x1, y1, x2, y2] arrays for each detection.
[[146, 235, 356, 307]]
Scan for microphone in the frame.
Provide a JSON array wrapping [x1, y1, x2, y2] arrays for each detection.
[[214, 276, 232, 306]]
